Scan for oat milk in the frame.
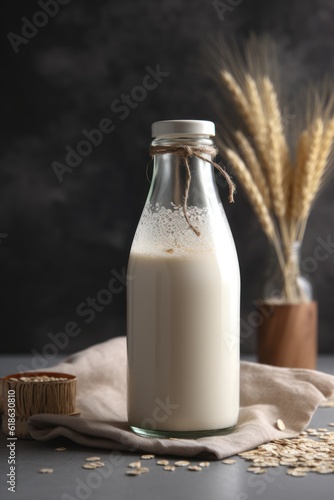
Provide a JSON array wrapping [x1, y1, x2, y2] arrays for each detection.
[[127, 204, 240, 433]]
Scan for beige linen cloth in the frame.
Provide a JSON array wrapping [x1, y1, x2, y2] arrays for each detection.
[[27, 336, 334, 459]]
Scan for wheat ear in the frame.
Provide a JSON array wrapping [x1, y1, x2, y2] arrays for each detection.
[[290, 130, 308, 222], [220, 71, 256, 136], [223, 147, 275, 240], [235, 130, 271, 207], [296, 118, 334, 242], [299, 118, 324, 220], [245, 75, 266, 140], [314, 118, 334, 189], [262, 77, 289, 218]]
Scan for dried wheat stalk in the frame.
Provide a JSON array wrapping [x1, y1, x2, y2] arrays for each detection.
[[220, 71, 257, 137], [245, 75, 266, 140], [235, 131, 271, 208], [262, 77, 289, 218], [289, 130, 308, 222], [296, 118, 334, 241], [316, 118, 334, 186], [223, 147, 275, 239], [304, 118, 334, 216], [299, 118, 324, 220], [209, 35, 334, 302]]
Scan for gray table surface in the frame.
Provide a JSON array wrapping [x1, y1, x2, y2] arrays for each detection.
[[0, 355, 333, 500]]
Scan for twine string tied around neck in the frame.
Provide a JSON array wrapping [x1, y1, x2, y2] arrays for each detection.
[[149, 144, 235, 236]]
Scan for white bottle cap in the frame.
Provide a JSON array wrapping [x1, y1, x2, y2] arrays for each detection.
[[152, 120, 215, 138]]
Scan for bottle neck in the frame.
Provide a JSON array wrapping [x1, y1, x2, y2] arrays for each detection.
[[148, 136, 221, 210]]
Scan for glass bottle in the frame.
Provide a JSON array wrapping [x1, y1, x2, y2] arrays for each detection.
[[127, 120, 240, 438]]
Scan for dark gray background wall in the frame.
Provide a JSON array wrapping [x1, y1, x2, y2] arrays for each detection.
[[1, 0, 334, 356]]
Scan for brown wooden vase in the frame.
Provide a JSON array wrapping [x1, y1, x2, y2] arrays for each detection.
[[257, 301, 318, 369]]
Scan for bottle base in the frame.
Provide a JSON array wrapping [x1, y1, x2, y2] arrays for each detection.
[[130, 425, 236, 439]]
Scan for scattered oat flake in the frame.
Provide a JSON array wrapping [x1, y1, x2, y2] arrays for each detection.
[[174, 460, 190, 467], [55, 447, 67, 452], [238, 429, 334, 476], [328, 423, 334, 427], [126, 467, 148, 476], [222, 459, 236, 464], [39, 468, 54, 474], [136, 467, 149, 473], [82, 464, 97, 469], [276, 419, 286, 431], [92, 462, 105, 468], [164, 465, 175, 471], [188, 465, 202, 471], [287, 469, 306, 477], [199, 461, 210, 467], [85, 456, 101, 462], [128, 461, 141, 468], [281, 457, 298, 463], [250, 468, 267, 474], [126, 470, 142, 476], [141, 454, 155, 460], [157, 460, 169, 466]]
